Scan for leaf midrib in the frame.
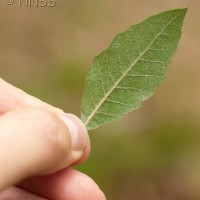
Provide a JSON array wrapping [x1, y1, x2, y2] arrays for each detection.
[[84, 10, 184, 126]]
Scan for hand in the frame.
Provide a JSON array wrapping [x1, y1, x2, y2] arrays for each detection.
[[0, 78, 105, 200]]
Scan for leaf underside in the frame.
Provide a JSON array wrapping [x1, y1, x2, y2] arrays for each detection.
[[81, 8, 187, 130]]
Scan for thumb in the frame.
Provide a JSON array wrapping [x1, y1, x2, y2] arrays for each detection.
[[0, 107, 88, 191]]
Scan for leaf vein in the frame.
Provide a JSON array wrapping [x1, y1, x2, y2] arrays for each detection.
[[126, 74, 163, 78], [149, 48, 171, 52], [116, 86, 142, 92], [84, 10, 184, 126], [96, 111, 118, 118], [86, 80, 96, 107], [106, 99, 132, 107], [139, 59, 167, 64], [96, 60, 106, 95]]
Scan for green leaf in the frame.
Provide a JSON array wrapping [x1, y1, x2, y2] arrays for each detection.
[[81, 8, 187, 130]]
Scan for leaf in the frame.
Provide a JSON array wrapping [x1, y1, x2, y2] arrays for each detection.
[[81, 8, 187, 130]]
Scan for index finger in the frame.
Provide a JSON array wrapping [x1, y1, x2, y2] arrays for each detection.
[[0, 78, 63, 114]]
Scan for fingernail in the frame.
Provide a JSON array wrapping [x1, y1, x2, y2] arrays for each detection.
[[59, 114, 88, 151]]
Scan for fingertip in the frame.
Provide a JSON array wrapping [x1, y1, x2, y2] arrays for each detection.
[[59, 114, 88, 151], [73, 136, 91, 165], [0, 107, 87, 189], [20, 169, 106, 200], [57, 113, 90, 166]]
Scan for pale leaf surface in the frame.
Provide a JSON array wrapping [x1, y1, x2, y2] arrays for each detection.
[[81, 9, 187, 130]]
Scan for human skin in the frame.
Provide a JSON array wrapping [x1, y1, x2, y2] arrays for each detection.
[[0, 78, 106, 200]]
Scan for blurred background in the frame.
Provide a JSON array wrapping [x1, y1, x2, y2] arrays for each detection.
[[0, 0, 200, 199]]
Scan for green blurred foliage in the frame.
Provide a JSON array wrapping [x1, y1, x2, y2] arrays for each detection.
[[78, 119, 200, 199]]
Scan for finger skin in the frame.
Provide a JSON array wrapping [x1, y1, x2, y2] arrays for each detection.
[[0, 78, 90, 165], [0, 107, 82, 191], [20, 168, 106, 200], [73, 136, 90, 166], [0, 78, 63, 114], [0, 187, 48, 200], [65, 114, 91, 166], [0, 77, 92, 200]]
